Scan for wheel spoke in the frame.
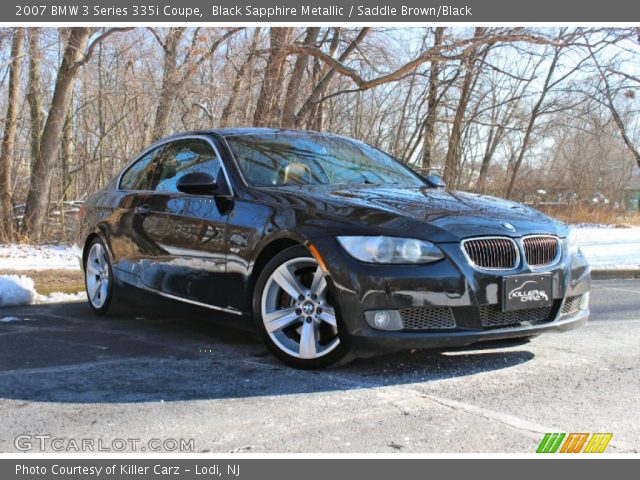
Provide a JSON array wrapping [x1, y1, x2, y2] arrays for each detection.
[[272, 265, 304, 299], [299, 321, 318, 359], [99, 280, 108, 302], [309, 266, 327, 297], [89, 278, 101, 301], [264, 307, 300, 333], [87, 263, 100, 277], [317, 306, 337, 327], [92, 247, 101, 265], [100, 248, 108, 267]]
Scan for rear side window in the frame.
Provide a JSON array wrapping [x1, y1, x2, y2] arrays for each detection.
[[149, 139, 223, 192], [119, 147, 163, 191]]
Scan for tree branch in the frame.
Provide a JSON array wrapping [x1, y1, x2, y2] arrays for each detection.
[[286, 30, 571, 92], [71, 27, 133, 71], [146, 27, 165, 49]]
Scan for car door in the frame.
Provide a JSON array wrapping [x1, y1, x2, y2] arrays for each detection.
[[109, 145, 166, 275], [137, 136, 235, 311]]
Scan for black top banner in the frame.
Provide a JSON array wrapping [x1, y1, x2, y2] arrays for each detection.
[[4, 0, 640, 22]]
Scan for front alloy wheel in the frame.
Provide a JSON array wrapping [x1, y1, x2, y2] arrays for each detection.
[[254, 246, 350, 368]]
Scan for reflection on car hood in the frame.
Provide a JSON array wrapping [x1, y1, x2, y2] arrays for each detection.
[[281, 185, 565, 240]]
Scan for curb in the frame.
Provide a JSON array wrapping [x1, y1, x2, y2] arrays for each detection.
[[591, 269, 640, 280]]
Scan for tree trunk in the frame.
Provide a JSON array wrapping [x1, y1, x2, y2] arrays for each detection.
[[61, 102, 74, 200], [442, 28, 484, 187], [97, 40, 106, 187], [505, 48, 560, 199], [305, 29, 335, 130], [26, 28, 43, 178], [421, 27, 444, 171], [220, 28, 261, 128], [22, 27, 92, 242], [294, 28, 369, 129], [476, 124, 501, 193], [253, 27, 293, 127], [0, 28, 25, 243], [59, 102, 74, 239], [151, 28, 185, 141], [281, 27, 321, 128]]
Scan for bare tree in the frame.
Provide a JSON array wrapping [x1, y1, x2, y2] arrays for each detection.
[[26, 28, 43, 177], [22, 27, 130, 241], [442, 28, 486, 186], [294, 28, 370, 128], [505, 46, 561, 198], [253, 27, 294, 127], [220, 28, 261, 127], [587, 45, 640, 170], [149, 27, 244, 139], [149, 27, 185, 140], [0, 28, 25, 242], [421, 27, 444, 170], [281, 27, 321, 128], [476, 56, 541, 193]]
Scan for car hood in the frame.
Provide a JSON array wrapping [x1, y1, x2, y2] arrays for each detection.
[[276, 185, 566, 242]]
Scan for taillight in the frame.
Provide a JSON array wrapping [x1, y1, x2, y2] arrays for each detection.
[[77, 206, 85, 222]]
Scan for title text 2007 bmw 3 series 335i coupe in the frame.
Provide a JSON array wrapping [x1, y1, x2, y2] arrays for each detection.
[[77, 129, 590, 368]]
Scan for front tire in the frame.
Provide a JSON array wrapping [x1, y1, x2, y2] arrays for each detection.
[[253, 245, 351, 369], [84, 237, 128, 315]]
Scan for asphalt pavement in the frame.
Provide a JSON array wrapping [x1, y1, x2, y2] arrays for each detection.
[[0, 279, 638, 453]]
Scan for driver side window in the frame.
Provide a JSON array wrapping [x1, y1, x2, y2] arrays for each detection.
[[149, 139, 224, 192], [119, 146, 163, 191]]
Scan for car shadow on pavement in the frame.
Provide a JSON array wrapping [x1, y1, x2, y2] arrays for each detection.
[[0, 301, 535, 404]]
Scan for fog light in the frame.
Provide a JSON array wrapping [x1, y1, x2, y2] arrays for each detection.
[[374, 311, 389, 328], [364, 310, 403, 331]]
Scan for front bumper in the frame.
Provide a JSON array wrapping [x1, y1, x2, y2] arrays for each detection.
[[311, 237, 591, 355], [345, 307, 588, 353]]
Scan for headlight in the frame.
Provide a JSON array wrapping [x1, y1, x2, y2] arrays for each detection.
[[567, 229, 580, 256], [337, 236, 444, 264]]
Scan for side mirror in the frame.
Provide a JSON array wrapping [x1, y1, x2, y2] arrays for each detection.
[[425, 174, 446, 189], [176, 172, 217, 195]]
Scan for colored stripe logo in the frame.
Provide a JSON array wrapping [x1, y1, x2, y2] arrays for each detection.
[[537, 433, 612, 453]]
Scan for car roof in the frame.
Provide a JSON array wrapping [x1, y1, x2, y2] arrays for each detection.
[[159, 127, 337, 140]]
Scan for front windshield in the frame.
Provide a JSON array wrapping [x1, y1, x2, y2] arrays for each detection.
[[224, 132, 425, 188]]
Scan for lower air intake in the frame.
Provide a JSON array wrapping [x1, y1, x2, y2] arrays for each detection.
[[561, 294, 587, 317], [479, 304, 552, 328], [400, 307, 456, 330]]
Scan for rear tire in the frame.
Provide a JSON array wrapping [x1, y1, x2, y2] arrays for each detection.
[[253, 245, 352, 369], [84, 237, 128, 316]]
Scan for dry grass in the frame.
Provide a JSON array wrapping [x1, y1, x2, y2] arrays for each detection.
[[0, 269, 84, 295], [537, 205, 640, 227]]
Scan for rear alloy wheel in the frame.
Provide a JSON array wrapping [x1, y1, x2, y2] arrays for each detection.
[[84, 238, 127, 315], [254, 246, 350, 369]]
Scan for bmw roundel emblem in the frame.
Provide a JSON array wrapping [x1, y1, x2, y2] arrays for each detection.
[[502, 222, 516, 232]]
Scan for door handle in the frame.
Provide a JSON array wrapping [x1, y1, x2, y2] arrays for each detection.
[[135, 204, 151, 216]]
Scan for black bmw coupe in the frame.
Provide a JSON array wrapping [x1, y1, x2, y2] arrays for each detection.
[[77, 129, 590, 368]]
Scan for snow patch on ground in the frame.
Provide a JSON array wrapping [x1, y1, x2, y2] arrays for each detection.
[[572, 226, 640, 270], [0, 244, 80, 271], [0, 274, 85, 308], [0, 275, 36, 306], [1, 316, 23, 322]]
